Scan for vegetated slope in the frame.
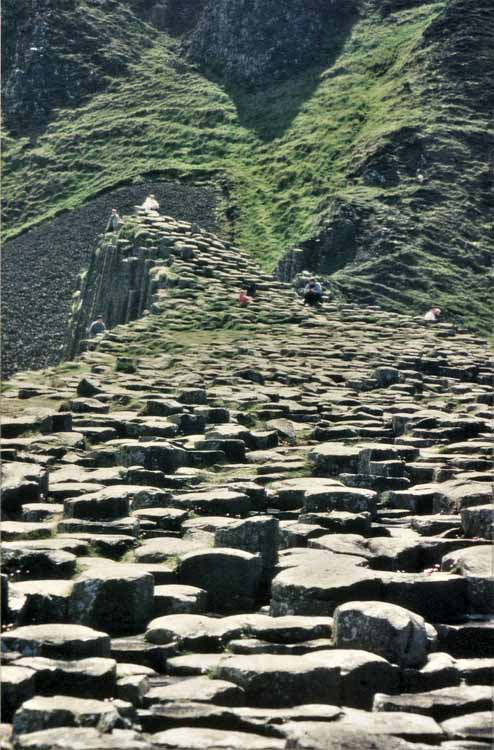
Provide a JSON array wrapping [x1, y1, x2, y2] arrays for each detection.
[[2, 0, 493, 331], [1, 0, 157, 133]]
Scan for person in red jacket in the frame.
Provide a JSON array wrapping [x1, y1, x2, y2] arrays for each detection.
[[239, 289, 253, 306]]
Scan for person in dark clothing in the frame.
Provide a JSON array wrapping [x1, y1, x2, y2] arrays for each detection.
[[105, 208, 122, 233], [88, 315, 106, 337], [303, 278, 323, 306], [245, 282, 257, 298]]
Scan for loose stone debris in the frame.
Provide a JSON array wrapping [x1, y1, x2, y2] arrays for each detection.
[[1, 210, 493, 749]]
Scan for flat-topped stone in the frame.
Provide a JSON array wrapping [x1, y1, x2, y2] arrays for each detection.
[[2, 624, 110, 659], [150, 727, 285, 749], [2, 545, 77, 581], [441, 545, 494, 613], [308, 444, 360, 476], [1, 521, 56, 541], [12, 694, 121, 736], [217, 654, 340, 707], [1, 665, 36, 722], [10, 580, 74, 624], [270, 553, 380, 616], [154, 584, 208, 616], [145, 614, 244, 651], [177, 548, 263, 612], [14, 656, 116, 699], [145, 675, 245, 707], [373, 684, 494, 722], [174, 488, 251, 516]]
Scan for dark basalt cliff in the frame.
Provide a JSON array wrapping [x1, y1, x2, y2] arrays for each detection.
[[1, 182, 220, 379], [187, 0, 359, 87], [1, 0, 158, 133]]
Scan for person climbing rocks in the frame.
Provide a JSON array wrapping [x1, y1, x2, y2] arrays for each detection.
[[245, 282, 257, 298], [424, 307, 442, 322], [105, 208, 123, 233], [88, 315, 106, 337], [239, 289, 253, 306], [142, 193, 160, 213], [303, 278, 323, 307]]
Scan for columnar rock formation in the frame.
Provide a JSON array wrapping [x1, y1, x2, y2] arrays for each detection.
[[1, 212, 493, 749], [1, 182, 220, 379]]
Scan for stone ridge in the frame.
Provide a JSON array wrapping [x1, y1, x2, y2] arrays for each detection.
[[1, 212, 493, 749], [64, 207, 299, 359], [1, 182, 220, 380]]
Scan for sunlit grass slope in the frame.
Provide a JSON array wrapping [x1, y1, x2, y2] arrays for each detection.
[[3, 1, 443, 267]]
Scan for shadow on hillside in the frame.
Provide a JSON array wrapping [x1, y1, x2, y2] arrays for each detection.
[[224, 15, 357, 141], [197, 7, 358, 142], [227, 68, 323, 142]]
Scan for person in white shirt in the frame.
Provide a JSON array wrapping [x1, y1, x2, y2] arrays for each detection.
[[424, 307, 442, 322], [142, 193, 160, 213]]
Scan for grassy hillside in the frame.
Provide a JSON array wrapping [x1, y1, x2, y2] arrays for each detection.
[[3, 0, 492, 330]]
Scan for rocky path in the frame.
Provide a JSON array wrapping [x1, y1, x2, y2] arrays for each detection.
[[1, 213, 493, 750]]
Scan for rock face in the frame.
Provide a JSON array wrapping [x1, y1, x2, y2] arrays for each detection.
[[333, 601, 429, 668], [187, 0, 358, 87], [1, 210, 493, 748], [69, 566, 154, 635], [277, 0, 494, 327], [1, 0, 152, 133]]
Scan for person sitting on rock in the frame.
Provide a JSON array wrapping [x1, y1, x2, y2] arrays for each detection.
[[424, 306, 442, 322], [303, 278, 323, 306], [142, 193, 160, 213], [88, 315, 106, 337], [105, 208, 123, 233], [239, 289, 253, 306]]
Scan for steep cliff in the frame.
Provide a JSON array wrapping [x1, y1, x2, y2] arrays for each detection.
[[187, 0, 359, 87], [287, 0, 494, 327]]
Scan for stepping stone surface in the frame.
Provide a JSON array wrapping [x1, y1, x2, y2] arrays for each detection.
[[2, 210, 493, 748]]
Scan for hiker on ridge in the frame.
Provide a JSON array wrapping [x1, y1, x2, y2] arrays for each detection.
[[88, 315, 106, 337], [303, 278, 323, 307], [424, 307, 442, 323], [105, 208, 123, 233], [142, 193, 160, 213]]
